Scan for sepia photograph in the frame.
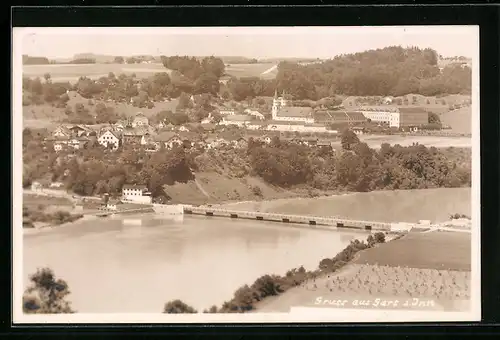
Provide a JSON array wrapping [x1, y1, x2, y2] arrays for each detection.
[[12, 26, 480, 323]]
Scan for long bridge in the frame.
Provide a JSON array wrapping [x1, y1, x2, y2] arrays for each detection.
[[87, 207, 154, 217], [184, 206, 394, 232]]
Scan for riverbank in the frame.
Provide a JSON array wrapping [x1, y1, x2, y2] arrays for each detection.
[[252, 230, 471, 313], [23, 215, 96, 235]]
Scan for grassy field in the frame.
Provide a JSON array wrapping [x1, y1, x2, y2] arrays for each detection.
[[24, 62, 279, 82], [23, 90, 179, 123], [23, 193, 74, 214], [440, 106, 472, 134], [224, 63, 278, 79], [353, 231, 471, 271], [342, 94, 471, 114], [255, 230, 471, 313], [23, 63, 170, 83]]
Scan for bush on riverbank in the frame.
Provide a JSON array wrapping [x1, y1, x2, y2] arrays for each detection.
[[23, 268, 75, 314], [200, 231, 388, 314]]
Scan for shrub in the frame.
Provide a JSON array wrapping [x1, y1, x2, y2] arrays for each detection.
[[251, 185, 262, 197], [23, 268, 75, 314], [450, 213, 471, 220], [203, 305, 218, 313], [373, 232, 386, 243], [163, 299, 197, 314]]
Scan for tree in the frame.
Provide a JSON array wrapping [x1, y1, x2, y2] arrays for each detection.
[[114, 56, 124, 64], [23, 268, 75, 314], [43, 73, 51, 83], [428, 112, 441, 125], [163, 300, 197, 313], [201, 56, 225, 78], [340, 129, 360, 151]]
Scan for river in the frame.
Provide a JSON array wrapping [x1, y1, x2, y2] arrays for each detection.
[[23, 187, 471, 313]]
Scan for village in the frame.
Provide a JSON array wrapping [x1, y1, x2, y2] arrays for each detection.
[[43, 90, 438, 155]]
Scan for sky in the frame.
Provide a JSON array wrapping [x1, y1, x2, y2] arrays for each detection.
[[15, 26, 478, 60]]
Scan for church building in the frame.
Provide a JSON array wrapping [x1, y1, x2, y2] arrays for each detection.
[[271, 90, 314, 124]]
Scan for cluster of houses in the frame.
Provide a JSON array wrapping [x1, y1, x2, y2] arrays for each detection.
[[43, 88, 431, 153], [209, 90, 429, 132], [44, 111, 344, 154]]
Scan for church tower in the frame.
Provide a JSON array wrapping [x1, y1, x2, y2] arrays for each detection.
[[272, 89, 280, 120]]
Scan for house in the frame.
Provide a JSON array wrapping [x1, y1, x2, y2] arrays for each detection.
[[141, 134, 157, 148], [98, 130, 121, 150], [31, 181, 43, 191], [67, 125, 92, 137], [105, 199, 122, 211], [352, 127, 366, 135], [122, 127, 148, 145], [178, 131, 199, 147], [302, 138, 319, 147], [52, 125, 72, 139], [122, 184, 152, 204], [244, 109, 265, 120], [219, 108, 236, 116], [382, 96, 393, 105], [219, 114, 253, 127], [155, 131, 183, 149], [132, 112, 149, 128], [67, 137, 90, 150]]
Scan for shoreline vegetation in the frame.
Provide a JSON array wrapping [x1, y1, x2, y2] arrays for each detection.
[[23, 206, 84, 230], [162, 232, 390, 314]]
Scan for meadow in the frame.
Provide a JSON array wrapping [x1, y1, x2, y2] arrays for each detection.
[[352, 231, 471, 271], [23, 90, 179, 124], [255, 230, 472, 313], [440, 106, 472, 134], [23, 63, 170, 83], [224, 63, 278, 79]]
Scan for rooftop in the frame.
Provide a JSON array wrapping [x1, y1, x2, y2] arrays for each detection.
[[155, 131, 178, 142], [276, 107, 313, 118], [122, 184, 148, 190], [223, 114, 253, 122]]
